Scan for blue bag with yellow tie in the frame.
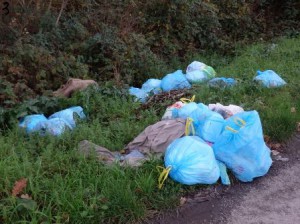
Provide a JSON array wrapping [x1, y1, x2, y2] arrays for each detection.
[[212, 111, 272, 182]]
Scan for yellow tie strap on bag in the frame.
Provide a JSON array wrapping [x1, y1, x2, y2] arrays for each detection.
[[180, 95, 195, 104], [185, 117, 195, 136], [157, 165, 172, 189], [225, 117, 246, 133]]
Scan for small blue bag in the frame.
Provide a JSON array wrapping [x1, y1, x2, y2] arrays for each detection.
[[48, 106, 86, 128], [141, 79, 162, 94], [129, 87, 148, 103], [164, 136, 220, 185], [197, 103, 211, 112], [212, 111, 272, 182], [208, 77, 236, 88], [254, 70, 286, 88], [19, 114, 48, 134], [161, 70, 191, 92], [172, 102, 198, 119]]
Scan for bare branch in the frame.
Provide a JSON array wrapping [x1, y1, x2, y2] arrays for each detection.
[[55, 0, 69, 27]]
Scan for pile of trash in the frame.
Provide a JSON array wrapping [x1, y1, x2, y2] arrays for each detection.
[[17, 60, 286, 189], [129, 61, 287, 103], [129, 61, 217, 103], [74, 96, 272, 188], [155, 97, 272, 188], [19, 106, 86, 136]]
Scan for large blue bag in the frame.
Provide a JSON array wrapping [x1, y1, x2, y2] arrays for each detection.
[[164, 136, 220, 185], [254, 70, 286, 88], [161, 70, 191, 92], [129, 87, 148, 103], [141, 79, 162, 94], [212, 111, 272, 182], [19, 114, 48, 134], [189, 108, 225, 143], [48, 106, 86, 128]]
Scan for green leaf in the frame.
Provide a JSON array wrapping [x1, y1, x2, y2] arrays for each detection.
[[80, 211, 89, 217], [16, 198, 37, 212], [101, 205, 109, 210]]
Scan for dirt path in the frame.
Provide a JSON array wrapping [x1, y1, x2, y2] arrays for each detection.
[[147, 133, 300, 224]]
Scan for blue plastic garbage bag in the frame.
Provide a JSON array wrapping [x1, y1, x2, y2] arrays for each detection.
[[186, 61, 207, 73], [129, 87, 148, 103], [164, 136, 220, 185], [141, 79, 162, 94], [172, 102, 198, 119], [19, 114, 48, 134], [49, 106, 86, 128], [213, 111, 272, 182], [186, 70, 208, 84], [217, 161, 230, 185], [197, 103, 211, 112], [189, 108, 225, 143], [34, 118, 72, 136], [161, 70, 191, 92], [208, 77, 236, 88], [254, 70, 286, 88]]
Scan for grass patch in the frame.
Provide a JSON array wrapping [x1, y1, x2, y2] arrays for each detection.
[[0, 37, 300, 223]]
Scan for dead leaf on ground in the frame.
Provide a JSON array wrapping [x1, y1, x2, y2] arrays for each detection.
[[180, 197, 187, 206], [291, 107, 296, 113], [12, 178, 27, 197]]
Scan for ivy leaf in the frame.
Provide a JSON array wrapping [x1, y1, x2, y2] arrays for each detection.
[[16, 198, 37, 211]]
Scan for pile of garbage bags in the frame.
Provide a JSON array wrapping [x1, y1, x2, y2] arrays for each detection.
[[19, 106, 86, 136], [72, 96, 272, 188], [129, 60, 287, 103], [157, 98, 272, 188], [17, 61, 282, 189], [129, 61, 218, 103]]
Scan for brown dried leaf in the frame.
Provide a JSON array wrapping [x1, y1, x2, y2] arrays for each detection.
[[12, 178, 27, 197], [8, 66, 23, 75]]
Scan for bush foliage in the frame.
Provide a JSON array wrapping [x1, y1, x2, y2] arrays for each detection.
[[0, 0, 299, 106]]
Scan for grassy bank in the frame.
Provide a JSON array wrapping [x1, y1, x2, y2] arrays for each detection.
[[0, 37, 300, 223]]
